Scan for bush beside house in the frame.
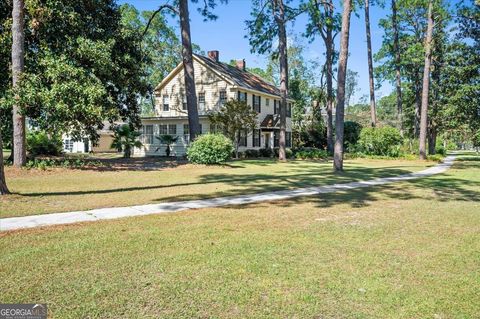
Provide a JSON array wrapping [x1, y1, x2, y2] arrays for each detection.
[[187, 134, 234, 164], [27, 131, 63, 156]]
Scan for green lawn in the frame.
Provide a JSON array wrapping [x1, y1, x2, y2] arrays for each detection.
[[2, 148, 10, 159], [0, 155, 478, 318], [1, 157, 433, 218]]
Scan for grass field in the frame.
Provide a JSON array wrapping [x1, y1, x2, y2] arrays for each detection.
[[1, 157, 433, 218], [0, 155, 478, 318], [2, 148, 10, 159]]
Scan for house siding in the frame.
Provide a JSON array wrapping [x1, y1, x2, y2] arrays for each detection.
[[136, 56, 292, 157]]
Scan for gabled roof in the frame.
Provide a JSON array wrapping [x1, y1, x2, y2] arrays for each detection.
[[193, 54, 282, 97], [155, 54, 287, 99], [260, 114, 280, 128]]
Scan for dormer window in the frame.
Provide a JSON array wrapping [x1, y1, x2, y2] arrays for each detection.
[[162, 95, 169, 111]]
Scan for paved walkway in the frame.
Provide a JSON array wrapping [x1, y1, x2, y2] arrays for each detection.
[[0, 155, 456, 232]]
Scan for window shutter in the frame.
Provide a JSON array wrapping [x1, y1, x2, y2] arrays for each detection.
[[237, 91, 240, 101], [259, 96, 261, 113], [252, 94, 255, 111]]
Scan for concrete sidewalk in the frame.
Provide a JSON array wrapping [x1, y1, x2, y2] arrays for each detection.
[[0, 155, 456, 232]]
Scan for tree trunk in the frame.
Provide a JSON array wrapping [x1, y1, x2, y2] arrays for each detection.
[[428, 124, 436, 155], [12, 0, 26, 167], [276, 0, 288, 161], [124, 146, 131, 158], [334, 0, 352, 172], [364, 0, 377, 127], [414, 78, 421, 138], [0, 130, 10, 195], [8, 140, 14, 162], [235, 133, 240, 159], [392, 0, 403, 135], [325, 0, 334, 154], [419, 0, 434, 160], [179, 0, 200, 142]]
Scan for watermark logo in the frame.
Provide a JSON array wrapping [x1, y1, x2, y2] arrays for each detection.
[[0, 304, 47, 319]]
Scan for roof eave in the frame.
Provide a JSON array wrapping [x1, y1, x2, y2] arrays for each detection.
[[231, 85, 295, 102]]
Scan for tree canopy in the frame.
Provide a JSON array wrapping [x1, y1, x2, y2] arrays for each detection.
[[0, 0, 148, 142]]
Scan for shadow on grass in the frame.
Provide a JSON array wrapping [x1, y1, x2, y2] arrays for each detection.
[[18, 158, 479, 211], [77, 157, 189, 172], [229, 160, 480, 211], [21, 164, 413, 198], [151, 166, 426, 203]]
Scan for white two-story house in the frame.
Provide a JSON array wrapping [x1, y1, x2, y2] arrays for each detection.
[[135, 50, 293, 157]]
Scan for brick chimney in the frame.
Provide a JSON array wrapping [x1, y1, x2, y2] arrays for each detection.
[[207, 50, 219, 62], [236, 59, 246, 71]]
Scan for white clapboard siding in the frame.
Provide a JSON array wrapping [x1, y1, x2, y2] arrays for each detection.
[[135, 56, 293, 157]]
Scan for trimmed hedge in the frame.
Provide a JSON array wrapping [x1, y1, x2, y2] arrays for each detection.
[[187, 134, 234, 164], [245, 149, 260, 158], [294, 148, 328, 159]]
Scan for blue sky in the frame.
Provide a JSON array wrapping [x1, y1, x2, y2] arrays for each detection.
[[119, 0, 402, 103]]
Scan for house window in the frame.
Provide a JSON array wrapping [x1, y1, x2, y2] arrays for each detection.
[[266, 98, 270, 107], [183, 124, 190, 144], [143, 125, 154, 144], [182, 96, 187, 111], [199, 124, 203, 134], [163, 95, 169, 111], [274, 131, 279, 147], [219, 90, 227, 105], [253, 95, 261, 113], [237, 91, 247, 102], [210, 124, 217, 133], [286, 131, 292, 148], [168, 124, 177, 135], [274, 100, 279, 114], [159, 124, 168, 135], [252, 129, 261, 147], [239, 129, 248, 147], [198, 92, 206, 110], [287, 103, 292, 117], [64, 139, 73, 152]]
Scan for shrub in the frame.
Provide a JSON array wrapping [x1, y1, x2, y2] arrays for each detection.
[[111, 124, 142, 158], [400, 139, 419, 155], [187, 134, 233, 164], [299, 122, 327, 149], [435, 145, 446, 156], [27, 131, 63, 156], [273, 147, 294, 159], [428, 154, 445, 162], [245, 149, 260, 158], [294, 147, 328, 160], [259, 148, 274, 158], [357, 126, 403, 157], [344, 121, 363, 150], [24, 157, 102, 170]]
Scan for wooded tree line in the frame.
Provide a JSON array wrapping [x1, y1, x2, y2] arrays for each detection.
[[1, 0, 478, 193]]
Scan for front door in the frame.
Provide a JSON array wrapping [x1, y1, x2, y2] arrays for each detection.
[[264, 133, 270, 149]]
